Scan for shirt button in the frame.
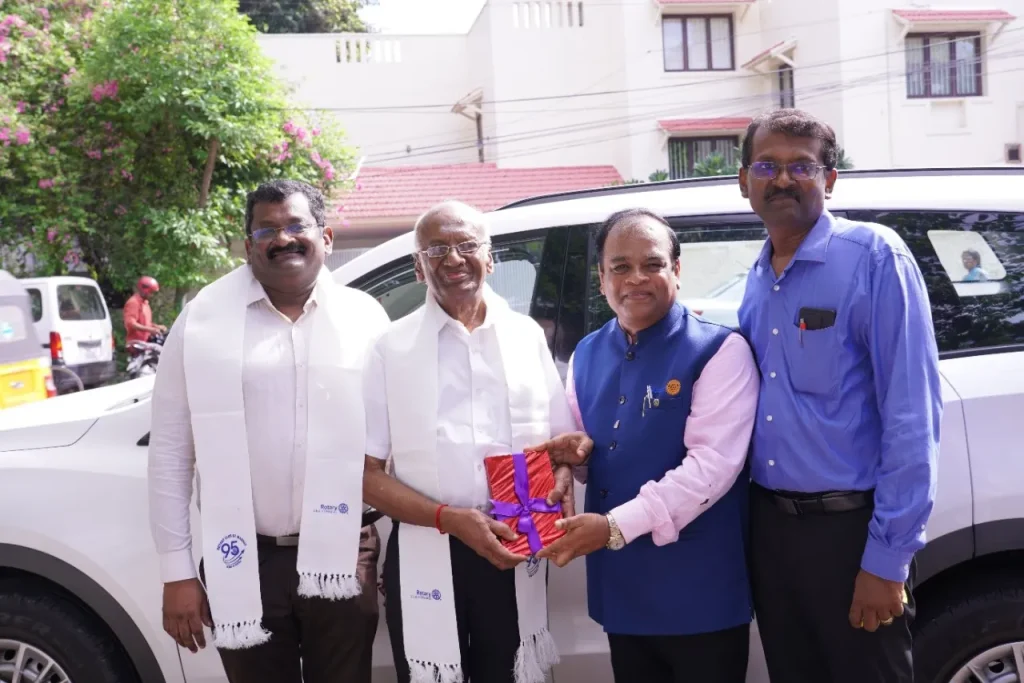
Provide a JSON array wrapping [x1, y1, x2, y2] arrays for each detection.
[[766, 415, 773, 422], [768, 460, 775, 466], [619, 395, 626, 404], [476, 463, 483, 472], [772, 328, 779, 336], [609, 441, 617, 450], [613, 420, 620, 429], [773, 285, 780, 292], [625, 351, 635, 361], [600, 489, 608, 499], [769, 371, 777, 379]]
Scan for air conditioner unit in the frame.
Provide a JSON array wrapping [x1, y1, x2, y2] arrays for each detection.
[[1006, 143, 1022, 164]]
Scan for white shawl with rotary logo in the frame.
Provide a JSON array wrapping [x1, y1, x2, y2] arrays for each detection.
[[180, 264, 388, 648]]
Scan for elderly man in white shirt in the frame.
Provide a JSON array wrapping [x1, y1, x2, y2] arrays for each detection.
[[362, 200, 583, 683], [148, 179, 388, 683]]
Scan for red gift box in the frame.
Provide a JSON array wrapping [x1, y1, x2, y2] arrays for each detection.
[[484, 450, 565, 557]]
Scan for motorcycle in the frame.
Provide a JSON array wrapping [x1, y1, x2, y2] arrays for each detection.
[[126, 332, 165, 379]]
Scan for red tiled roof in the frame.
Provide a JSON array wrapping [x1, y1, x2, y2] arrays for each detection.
[[741, 39, 792, 69], [658, 117, 753, 133], [333, 163, 623, 220], [892, 8, 1016, 23]]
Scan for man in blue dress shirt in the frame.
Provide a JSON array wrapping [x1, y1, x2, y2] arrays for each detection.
[[736, 108, 942, 682]]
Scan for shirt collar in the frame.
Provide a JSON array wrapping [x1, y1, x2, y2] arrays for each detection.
[[617, 301, 684, 347], [245, 265, 320, 314], [424, 282, 506, 334], [755, 209, 835, 270]]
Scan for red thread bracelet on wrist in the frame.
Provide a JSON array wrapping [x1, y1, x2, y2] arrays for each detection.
[[435, 504, 449, 534]]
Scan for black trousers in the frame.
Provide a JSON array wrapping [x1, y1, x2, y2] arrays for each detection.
[[608, 624, 750, 683], [200, 526, 380, 683], [750, 483, 915, 683], [382, 521, 521, 683]]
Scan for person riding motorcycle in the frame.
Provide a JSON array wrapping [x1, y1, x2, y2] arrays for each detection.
[[124, 276, 166, 355]]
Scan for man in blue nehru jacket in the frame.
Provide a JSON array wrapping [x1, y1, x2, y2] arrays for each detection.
[[535, 208, 760, 683]]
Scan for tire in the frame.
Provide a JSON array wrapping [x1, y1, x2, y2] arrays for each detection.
[[0, 581, 138, 683], [913, 573, 1024, 683]]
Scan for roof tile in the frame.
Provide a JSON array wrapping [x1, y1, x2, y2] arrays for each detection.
[[333, 163, 623, 220], [658, 117, 753, 133], [892, 9, 1016, 23]]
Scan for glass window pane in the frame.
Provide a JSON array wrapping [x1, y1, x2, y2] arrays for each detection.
[[686, 18, 709, 70], [709, 17, 732, 69], [954, 37, 979, 95], [928, 37, 951, 96], [905, 37, 926, 97], [663, 18, 684, 70], [57, 284, 105, 321]]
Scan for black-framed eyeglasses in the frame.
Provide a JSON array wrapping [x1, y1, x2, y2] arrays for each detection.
[[249, 223, 321, 243], [748, 161, 828, 181], [418, 240, 490, 259]]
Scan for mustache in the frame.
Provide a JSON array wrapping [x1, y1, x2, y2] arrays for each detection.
[[267, 243, 306, 259], [765, 187, 800, 202]]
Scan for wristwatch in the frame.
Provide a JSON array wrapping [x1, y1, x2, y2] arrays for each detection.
[[605, 513, 626, 550]]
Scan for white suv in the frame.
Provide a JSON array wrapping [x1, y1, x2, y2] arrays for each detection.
[[0, 167, 1021, 683]]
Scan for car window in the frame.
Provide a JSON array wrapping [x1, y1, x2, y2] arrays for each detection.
[[585, 217, 766, 333], [25, 288, 42, 322], [848, 210, 1024, 354], [0, 305, 29, 344], [57, 284, 106, 321], [363, 232, 551, 323]]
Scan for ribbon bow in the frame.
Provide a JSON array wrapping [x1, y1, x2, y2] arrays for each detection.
[[490, 452, 561, 555]]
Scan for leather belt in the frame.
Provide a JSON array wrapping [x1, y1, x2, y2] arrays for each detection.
[[754, 483, 873, 516]]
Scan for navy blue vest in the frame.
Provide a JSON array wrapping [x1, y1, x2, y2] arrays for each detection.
[[574, 303, 752, 635]]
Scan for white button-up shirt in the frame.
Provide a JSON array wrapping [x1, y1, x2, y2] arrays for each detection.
[[148, 277, 320, 583], [364, 291, 576, 510]]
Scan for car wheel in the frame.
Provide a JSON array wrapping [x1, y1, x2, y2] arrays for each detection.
[[0, 581, 138, 682], [914, 573, 1024, 683]]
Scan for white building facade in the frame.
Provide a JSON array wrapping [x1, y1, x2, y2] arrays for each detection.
[[258, 0, 1023, 183]]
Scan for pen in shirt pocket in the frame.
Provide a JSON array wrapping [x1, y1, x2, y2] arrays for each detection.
[[799, 317, 806, 346]]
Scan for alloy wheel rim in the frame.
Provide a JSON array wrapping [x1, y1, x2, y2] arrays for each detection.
[[951, 642, 1024, 683], [0, 639, 71, 683]]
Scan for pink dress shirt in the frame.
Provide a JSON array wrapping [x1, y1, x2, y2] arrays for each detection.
[[566, 332, 760, 545]]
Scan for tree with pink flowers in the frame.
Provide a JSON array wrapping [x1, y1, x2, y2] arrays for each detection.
[[0, 0, 356, 308]]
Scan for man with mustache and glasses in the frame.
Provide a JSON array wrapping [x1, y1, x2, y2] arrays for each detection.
[[736, 108, 942, 683], [362, 200, 581, 683], [148, 179, 387, 683]]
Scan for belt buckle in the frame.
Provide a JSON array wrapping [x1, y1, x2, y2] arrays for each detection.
[[276, 535, 299, 547]]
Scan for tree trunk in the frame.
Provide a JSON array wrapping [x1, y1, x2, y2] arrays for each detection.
[[198, 137, 220, 208]]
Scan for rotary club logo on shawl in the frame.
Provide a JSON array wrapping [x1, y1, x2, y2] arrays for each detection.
[[218, 534, 247, 569]]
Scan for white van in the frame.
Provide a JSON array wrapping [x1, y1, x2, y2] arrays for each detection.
[[19, 275, 117, 392]]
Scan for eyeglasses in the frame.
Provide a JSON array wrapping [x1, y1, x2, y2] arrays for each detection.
[[418, 240, 490, 259], [249, 223, 321, 243], [748, 161, 828, 181]]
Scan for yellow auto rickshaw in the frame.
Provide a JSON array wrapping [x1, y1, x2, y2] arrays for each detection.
[[0, 270, 56, 409]]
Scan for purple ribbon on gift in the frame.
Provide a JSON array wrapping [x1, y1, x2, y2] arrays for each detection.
[[490, 452, 561, 555]]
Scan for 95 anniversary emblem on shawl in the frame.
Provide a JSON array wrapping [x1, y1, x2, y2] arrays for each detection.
[[218, 534, 247, 569]]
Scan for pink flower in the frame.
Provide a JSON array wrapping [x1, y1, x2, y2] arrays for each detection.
[[38, 179, 54, 189], [86, 149, 102, 159], [102, 121, 113, 132], [324, 167, 335, 181], [15, 101, 26, 113], [114, 205, 127, 216], [0, 128, 9, 144], [48, 146, 57, 155], [311, 127, 321, 137], [121, 169, 133, 181], [14, 127, 30, 145], [310, 150, 323, 166], [296, 127, 308, 142], [283, 120, 296, 135], [37, 7, 50, 21], [91, 80, 119, 103], [47, 228, 58, 242]]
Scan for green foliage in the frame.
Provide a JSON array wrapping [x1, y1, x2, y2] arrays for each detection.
[[648, 169, 669, 182], [692, 153, 740, 178], [0, 0, 357, 308], [837, 146, 854, 170], [238, 0, 369, 34]]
